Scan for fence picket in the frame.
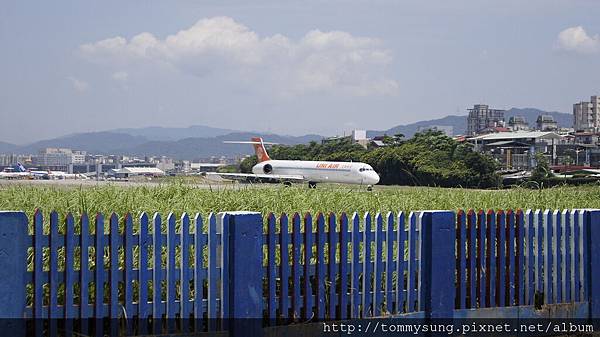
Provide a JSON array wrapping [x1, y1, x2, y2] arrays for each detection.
[[553, 210, 562, 304], [327, 213, 338, 319], [486, 210, 496, 307], [350, 213, 360, 318], [563, 210, 571, 303], [138, 212, 150, 334], [152, 213, 163, 334], [109, 213, 120, 336], [543, 210, 553, 305], [193, 213, 205, 332], [581, 210, 589, 302], [385, 212, 394, 315], [316, 213, 326, 320], [279, 214, 290, 321], [95, 213, 105, 337], [124, 214, 134, 335], [33, 211, 43, 335], [456, 210, 466, 309], [477, 210, 486, 308], [207, 213, 218, 331], [574, 210, 581, 302], [267, 214, 277, 322], [339, 213, 349, 320], [467, 210, 476, 308], [496, 211, 506, 307], [525, 210, 534, 305], [219, 213, 230, 328], [166, 213, 177, 332], [535, 210, 543, 301], [406, 212, 417, 312], [395, 212, 406, 314], [303, 213, 314, 320], [64, 213, 75, 336], [507, 210, 515, 306], [79, 213, 90, 335], [516, 210, 524, 306], [373, 213, 384, 316], [292, 213, 302, 320], [180, 213, 191, 332], [49, 211, 59, 337], [362, 212, 373, 317]]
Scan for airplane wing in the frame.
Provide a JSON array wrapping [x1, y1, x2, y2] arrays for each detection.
[[202, 172, 306, 183]]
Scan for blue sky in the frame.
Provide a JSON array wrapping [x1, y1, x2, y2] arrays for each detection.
[[1, 0, 599, 144]]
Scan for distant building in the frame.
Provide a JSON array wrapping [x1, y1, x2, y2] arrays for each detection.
[[508, 116, 529, 131], [351, 129, 368, 148], [574, 95, 600, 131], [72, 151, 86, 164], [573, 132, 600, 146], [536, 115, 558, 131], [416, 125, 454, 136], [466, 104, 505, 136], [34, 148, 74, 166], [469, 131, 562, 170], [476, 126, 511, 135], [323, 129, 369, 148], [0, 154, 31, 166]]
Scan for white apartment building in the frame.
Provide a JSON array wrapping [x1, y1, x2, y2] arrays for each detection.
[[574, 95, 600, 131], [34, 148, 74, 166]]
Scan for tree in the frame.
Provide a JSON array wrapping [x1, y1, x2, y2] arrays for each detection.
[[531, 153, 550, 182], [239, 155, 257, 173]]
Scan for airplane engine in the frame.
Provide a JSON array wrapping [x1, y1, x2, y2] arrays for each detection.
[[263, 163, 273, 174]]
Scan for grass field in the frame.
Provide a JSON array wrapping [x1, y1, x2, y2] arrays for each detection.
[[4, 180, 599, 306], [1, 181, 600, 220]]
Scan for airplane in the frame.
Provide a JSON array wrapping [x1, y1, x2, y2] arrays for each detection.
[[0, 164, 31, 179], [0, 162, 86, 180], [202, 137, 380, 190]]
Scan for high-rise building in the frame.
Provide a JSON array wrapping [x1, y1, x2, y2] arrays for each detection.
[[508, 116, 529, 131], [33, 148, 74, 166], [536, 115, 558, 131], [573, 95, 600, 131], [466, 104, 505, 136]]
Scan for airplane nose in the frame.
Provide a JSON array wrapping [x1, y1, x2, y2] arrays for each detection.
[[369, 172, 380, 185]]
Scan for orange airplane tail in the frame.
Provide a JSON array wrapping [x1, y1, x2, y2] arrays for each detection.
[[251, 137, 271, 162]]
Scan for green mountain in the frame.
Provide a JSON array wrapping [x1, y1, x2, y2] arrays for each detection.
[[5, 131, 322, 159], [110, 125, 238, 141]]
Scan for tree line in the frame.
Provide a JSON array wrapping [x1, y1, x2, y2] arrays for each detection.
[[239, 131, 500, 188]]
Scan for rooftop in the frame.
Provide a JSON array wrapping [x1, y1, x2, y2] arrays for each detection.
[[469, 131, 562, 141]]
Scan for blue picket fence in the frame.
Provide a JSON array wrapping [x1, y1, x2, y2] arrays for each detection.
[[0, 208, 598, 337], [264, 211, 427, 323], [454, 209, 589, 312]]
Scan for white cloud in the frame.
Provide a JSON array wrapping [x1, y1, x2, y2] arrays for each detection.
[[66, 76, 89, 92], [555, 26, 600, 54], [79, 16, 398, 96], [111, 71, 129, 82]]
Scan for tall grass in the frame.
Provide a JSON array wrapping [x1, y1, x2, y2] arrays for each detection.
[[1, 182, 600, 219]]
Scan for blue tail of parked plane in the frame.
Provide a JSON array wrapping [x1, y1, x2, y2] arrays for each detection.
[[16, 162, 27, 172]]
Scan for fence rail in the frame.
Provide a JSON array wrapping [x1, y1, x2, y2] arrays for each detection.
[[0, 208, 598, 337]]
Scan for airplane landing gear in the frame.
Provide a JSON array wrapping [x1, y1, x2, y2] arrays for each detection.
[[367, 185, 373, 191], [308, 181, 317, 189], [283, 181, 292, 187]]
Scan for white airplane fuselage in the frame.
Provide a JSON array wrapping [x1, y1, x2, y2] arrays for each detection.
[[252, 160, 380, 185]]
